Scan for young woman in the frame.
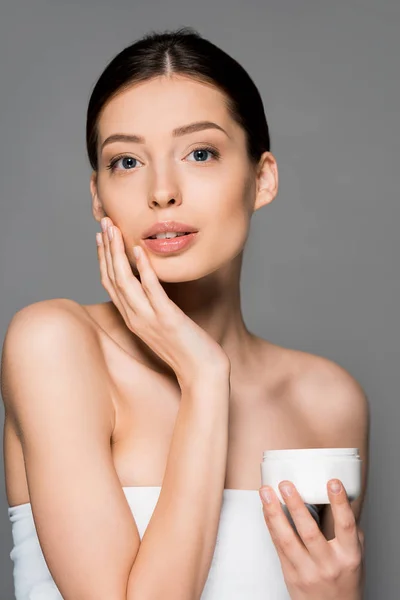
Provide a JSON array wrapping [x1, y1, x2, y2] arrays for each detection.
[[2, 27, 369, 600]]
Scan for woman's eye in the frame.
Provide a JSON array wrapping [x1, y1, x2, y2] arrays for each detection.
[[106, 156, 141, 172], [187, 147, 220, 162]]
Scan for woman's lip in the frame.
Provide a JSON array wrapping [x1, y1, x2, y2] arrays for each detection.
[[141, 222, 198, 239], [142, 232, 198, 255]]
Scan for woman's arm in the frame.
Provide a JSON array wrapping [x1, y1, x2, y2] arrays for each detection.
[[2, 302, 140, 600], [126, 374, 230, 600], [2, 299, 230, 600]]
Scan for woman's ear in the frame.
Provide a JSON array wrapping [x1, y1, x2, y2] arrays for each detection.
[[253, 152, 279, 213], [90, 172, 107, 221]]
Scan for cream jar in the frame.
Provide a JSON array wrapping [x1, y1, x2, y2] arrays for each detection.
[[260, 448, 362, 505]]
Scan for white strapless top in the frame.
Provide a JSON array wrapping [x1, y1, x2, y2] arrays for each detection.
[[7, 486, 321, 599]]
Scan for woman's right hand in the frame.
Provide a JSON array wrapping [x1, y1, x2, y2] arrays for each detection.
[[96, 217, 231, 387]]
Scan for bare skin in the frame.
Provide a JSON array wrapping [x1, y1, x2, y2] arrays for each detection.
[[5, 298, 323, 503], [4, 72, 368, 565]]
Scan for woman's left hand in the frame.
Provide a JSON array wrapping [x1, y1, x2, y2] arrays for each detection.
[[259, 479, 365, 599]]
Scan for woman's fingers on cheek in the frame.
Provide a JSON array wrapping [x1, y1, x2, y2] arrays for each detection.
[[102, 219, 116, 283], [135, 246, 170, 311], [109, 227, 170, 316], [107, 225, 150, 313], [96, 230, 127, 318], [97, 233, 116, 296], [102, 219, 129, 314]]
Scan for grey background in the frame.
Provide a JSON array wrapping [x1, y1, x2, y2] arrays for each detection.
[[0, 0, 398, 597]]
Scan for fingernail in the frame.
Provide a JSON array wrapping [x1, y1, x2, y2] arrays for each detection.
[[260, 487, 272, 504], [280, 483, 293, 497], [329, 480, 342, 494], [133, 246, 141, 260], [101, 218, 107, 232], [107, 226, 113, 241], [96, 232, 102, 246]]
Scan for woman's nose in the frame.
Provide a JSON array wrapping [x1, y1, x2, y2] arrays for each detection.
[[148, 192, 182, 208]]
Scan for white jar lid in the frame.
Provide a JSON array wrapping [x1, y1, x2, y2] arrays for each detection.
[[262, 447, 360, 460]]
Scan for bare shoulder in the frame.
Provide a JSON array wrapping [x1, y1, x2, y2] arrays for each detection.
[[260, 340, 370, 446], [285, 347, 370, 431], [1, 298, 109, 420], [2, 298, 102, 356], [260, 340, 369, 412], [4, 297, 95, 330], [1, 298, 116, 508]]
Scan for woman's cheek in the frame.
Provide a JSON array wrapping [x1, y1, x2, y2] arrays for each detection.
[[207, 206, 250, 264]]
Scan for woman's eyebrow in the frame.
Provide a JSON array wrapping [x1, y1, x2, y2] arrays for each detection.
[[100, 120, 230, 152]]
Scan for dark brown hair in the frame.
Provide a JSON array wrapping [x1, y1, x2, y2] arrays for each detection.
[[86, 26, 270, 172]]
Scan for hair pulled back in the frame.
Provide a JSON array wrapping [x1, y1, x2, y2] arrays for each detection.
[[86, 26, 270, 172]]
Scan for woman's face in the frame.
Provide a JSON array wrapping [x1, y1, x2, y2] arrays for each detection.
[[91, 74, 277, 282]]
